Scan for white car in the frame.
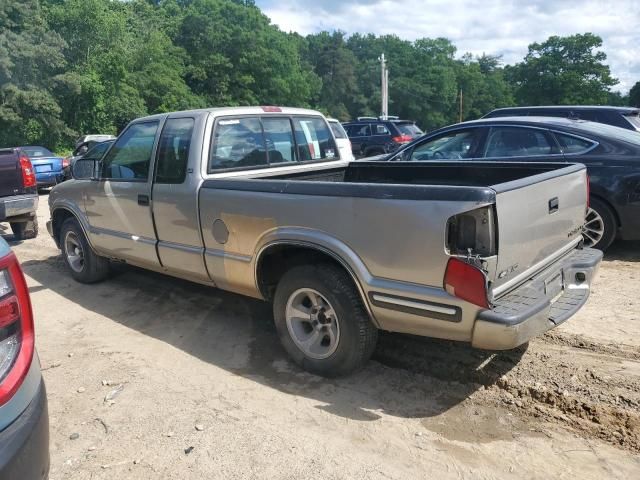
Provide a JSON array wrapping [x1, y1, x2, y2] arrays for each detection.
[[327, 118, 355, 161]]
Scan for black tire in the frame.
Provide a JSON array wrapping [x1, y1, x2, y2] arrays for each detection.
[[585, 197, 616, 251], [60, 218, 110, 283], [273, 264, 378, 377], [10, 216, 38, 240]]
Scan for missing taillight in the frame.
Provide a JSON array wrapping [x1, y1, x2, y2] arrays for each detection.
[[446, 206, 496, 257]]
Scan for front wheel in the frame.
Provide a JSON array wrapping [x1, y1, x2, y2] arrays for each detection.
[[273, 264, 378, 377], [60, 218, 110, 283], [583, 197, 616, 250]]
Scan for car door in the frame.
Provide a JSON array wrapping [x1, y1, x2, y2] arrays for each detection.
[[392, 127, 487, 161], [345, 124, 371, 157], [151, 115, 212, 284], [84, 120, 161, 268]]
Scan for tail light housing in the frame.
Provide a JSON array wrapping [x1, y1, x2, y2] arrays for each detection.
[[0, 252, 35, 405], [19, 155, 36, 188], [392, 134, 413, 144], [444, 257, 489, 309], [62, 156, 71, 169]]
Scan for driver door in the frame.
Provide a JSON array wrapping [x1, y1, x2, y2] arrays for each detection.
[[84, 121, 161, 268]]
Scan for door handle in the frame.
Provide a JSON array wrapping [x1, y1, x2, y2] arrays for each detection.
[[548, 197, 559, 214], [138, 194, 150, 206]]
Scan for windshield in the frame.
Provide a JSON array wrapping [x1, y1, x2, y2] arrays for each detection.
[[624, 114, 640, 131], [570, 120, 640, 146], [21, 146, 54, 157], [329, 121, 348, 139], [396, 123, 423, 137]]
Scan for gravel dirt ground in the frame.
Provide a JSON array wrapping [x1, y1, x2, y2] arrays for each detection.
[[2, 194, 639, 479]]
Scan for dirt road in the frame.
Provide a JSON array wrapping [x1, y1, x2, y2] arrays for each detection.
[[3, 195, 639, 479]]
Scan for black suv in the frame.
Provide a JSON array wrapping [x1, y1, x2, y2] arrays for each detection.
[[343, 117, 423, 158], [483, 106, 640, 132]]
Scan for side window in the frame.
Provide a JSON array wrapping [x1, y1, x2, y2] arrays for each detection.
[[210, 117, 267, 170], [156, 118, 194, 184], [409, 129, 481, 161], [102, 122, 159, 180], [348, 124, 370, 137], [484, 127, 554, 158], [374, 124, 390, 135], [293, 117, 337, 161], [555, 133, 596, 154], [262, 117, 296, 164]]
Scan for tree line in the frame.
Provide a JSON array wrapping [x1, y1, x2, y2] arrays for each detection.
[[0, 0, 636, 150]]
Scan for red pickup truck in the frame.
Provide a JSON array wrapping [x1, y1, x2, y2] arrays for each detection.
[[0, 149, 39, 240]]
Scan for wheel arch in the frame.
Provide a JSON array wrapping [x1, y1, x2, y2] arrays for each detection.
[[51, 206, 93, 250], [255, 240, 378, 327], [590, 193, 621, 228]]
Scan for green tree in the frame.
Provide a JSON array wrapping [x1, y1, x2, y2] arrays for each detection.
[[506, 33, 618, 105], [0, 0, 70, 148], [629, 81, 640, 107]]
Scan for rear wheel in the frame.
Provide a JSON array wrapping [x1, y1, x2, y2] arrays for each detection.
[[583, 197, 616, 250], [60, 218, 109, 283], [273, 264, 378, 377]]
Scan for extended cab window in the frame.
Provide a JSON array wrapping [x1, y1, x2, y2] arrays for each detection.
[[101, 122, 159, 180], [408, 129, 482, 161], [293, 117, 337, 161], [210, 118, 267, 170], [156, 118, 194, 184], [484, 127, 554, 158]]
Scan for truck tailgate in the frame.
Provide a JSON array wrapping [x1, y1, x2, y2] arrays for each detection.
[[491, 165, 588, 297], [0, 149, 22, 197]]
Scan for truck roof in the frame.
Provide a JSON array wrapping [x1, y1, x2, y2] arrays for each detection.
[[132, 106, 325, 123]]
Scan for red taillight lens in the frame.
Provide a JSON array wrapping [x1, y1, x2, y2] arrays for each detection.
[[444, 257, 489, 309], [392, 134, 412, 144], [19, 155, 36, 188], [62, 156, 71, 169], [0, 252, 35, 405]]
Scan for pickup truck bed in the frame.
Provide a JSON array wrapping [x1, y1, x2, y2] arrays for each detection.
[[47, 106, 601, 377]]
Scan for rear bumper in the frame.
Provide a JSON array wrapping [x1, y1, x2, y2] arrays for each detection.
[[472, 247, 603, 350], [0, 381, 49, 480], [35, 171, 63, 187], [0, 194, 38, 221]]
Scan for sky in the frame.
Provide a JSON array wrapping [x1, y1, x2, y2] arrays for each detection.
[[255, 0, 640, 93]]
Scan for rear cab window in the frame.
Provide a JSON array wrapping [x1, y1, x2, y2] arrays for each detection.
[[209, 115, 338, 172]]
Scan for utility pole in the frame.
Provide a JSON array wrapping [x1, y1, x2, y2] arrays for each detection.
[[379, 54, 389, 119]]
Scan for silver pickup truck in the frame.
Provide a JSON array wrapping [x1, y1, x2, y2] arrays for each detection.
[[47, 107, 602, 377]]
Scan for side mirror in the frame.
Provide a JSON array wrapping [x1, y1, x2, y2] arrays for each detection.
[[71, 159, 100, 180]]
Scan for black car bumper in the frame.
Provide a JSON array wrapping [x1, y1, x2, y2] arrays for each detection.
[[0, 381, 49, 480]]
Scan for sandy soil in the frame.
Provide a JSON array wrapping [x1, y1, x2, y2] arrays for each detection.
[[2, 194, 639, 479]]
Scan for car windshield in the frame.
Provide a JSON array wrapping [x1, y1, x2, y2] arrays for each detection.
[[624, 114, 640, 130], [569, 121, 640, 146], [329, 121, 348, 139], [396, 123, 423, 136], [21, 146, 54, 157]]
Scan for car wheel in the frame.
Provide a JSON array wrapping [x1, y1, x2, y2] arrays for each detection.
[[60, 218, 110, 283], [273, 264, 378, 377], [583, 197, 616, 251], [10, 217, 38, 240]]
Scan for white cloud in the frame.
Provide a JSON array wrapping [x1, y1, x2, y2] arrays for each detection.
[[257, 0, 640, 92]]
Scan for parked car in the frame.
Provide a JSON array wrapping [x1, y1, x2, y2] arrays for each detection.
[[0, 237, 49, 479], [74, 134, 115, 149], [18, 147, 66, 188], [327, 118, 355, 161], [484, 106, 640, 132], [48, 106, 600, 377], [377, 116, 640, 250], [343, 117, 423, 158], [0, 148, 39, 239], [62, 140, 114, 181]]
